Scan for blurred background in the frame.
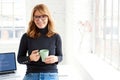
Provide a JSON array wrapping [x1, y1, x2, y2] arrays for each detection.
[[0, 0, 120, 80]]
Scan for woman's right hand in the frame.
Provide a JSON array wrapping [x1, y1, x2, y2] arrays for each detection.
[[29, 50, 40, 62]]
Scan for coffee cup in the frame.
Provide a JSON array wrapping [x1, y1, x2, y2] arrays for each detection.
[[39, 49, 49, 62]]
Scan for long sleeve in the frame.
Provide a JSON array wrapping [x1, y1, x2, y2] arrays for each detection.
[[17, 33, 30, 64], [55, 34, 63, 63]]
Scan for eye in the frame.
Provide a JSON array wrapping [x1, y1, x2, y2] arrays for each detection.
[[34, 15, 48, 20]]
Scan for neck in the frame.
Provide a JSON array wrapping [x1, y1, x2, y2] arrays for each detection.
[[39, 26, 48, 35]]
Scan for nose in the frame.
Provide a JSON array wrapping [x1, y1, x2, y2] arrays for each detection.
[[37, 18, 43, 22]]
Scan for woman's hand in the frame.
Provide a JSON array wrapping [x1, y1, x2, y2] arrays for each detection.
[[44, 55, 58, 64], [29, 50, 40, 62]]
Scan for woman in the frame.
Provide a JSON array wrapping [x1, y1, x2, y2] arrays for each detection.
[[17, 4, 63, 80]]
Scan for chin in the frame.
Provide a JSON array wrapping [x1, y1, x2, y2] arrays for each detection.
[[39, 27, 46, 29]]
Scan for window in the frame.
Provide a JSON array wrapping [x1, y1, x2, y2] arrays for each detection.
[[94, 0, 120, 70], [0, 0, 26, 42]]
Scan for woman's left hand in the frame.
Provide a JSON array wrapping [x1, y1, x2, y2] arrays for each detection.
[[44, 55, 58, 64]]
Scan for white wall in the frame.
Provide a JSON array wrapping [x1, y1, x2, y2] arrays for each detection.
[[65, 0, 93, 80], [65, 0, 92, 62]]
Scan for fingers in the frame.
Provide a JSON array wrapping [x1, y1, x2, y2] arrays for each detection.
[[32, 50, 39, 54], [44, 55, 58, 64], [30, 50, 40, 62]]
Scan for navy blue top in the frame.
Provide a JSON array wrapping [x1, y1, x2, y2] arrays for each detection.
[[17, 27, 63, 74]]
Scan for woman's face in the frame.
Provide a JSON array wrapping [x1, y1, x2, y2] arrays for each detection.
[[33, 10, 48, 29]]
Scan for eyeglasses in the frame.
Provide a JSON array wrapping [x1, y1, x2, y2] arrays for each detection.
[[33, 15, 48, 20]]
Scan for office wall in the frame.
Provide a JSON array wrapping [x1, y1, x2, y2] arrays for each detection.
[[65, 0, 93, 80], [65, 0, 92, 62]]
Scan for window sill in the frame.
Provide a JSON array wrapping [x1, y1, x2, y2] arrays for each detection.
[[76, 54, 120, 80], [0, 40, 19, 44]]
